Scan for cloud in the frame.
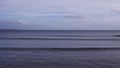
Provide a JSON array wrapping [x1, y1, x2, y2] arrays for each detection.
[[18, 20, 31, 25], [0, 0, 120, 30], [0, 0, 120, 12], [0, 11, 76, 17]]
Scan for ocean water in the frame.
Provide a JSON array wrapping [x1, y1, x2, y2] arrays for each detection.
[[0, 30, 120, 68]]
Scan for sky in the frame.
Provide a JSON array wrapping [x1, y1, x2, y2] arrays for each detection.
[[0, 0, 120, 30]]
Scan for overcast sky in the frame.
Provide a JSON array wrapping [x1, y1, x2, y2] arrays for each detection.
[[0, 0, 120, 30]]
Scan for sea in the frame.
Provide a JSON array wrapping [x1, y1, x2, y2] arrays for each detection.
[[0, 30, 120, 68]]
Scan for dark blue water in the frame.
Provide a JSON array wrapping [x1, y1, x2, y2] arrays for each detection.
[[0, 30, 120, 48], [0, 30, 120, 68]]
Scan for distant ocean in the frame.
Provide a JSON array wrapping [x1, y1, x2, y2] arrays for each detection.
[[0, 30, 120, 68]]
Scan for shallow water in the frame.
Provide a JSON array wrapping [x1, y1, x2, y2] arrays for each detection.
[[1, 50, 120, 68]]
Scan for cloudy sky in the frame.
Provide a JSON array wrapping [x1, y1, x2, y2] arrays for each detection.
[[0, 0, 120, 30]]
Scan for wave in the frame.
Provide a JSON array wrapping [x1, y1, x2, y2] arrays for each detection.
[[0, 34, 120, 41], [1, 34, 120, 37], [0, 47, 120, 51], [0, 34, 115, 37], [0, 37, 120, 41]]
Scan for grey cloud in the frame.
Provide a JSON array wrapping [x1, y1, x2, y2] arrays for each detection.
[[0, 0, 120, 30], [62, 15, 83, 19]]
